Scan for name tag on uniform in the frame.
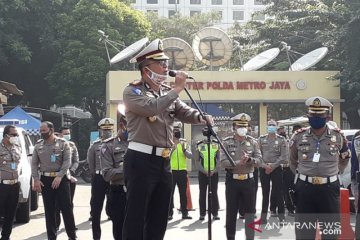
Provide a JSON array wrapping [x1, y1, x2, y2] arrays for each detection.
[[51, 154, 56, 162], [312, 153, 320, 162], [11, 162, 16, 170]]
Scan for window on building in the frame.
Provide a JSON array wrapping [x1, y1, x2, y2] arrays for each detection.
[[169, 0, 179, 4], [168, 10, 177, 18], [147, 0, 158, 4], [253, 12, 265, 21], [254, 0, 264, 5], [190, 0, 201, 4], [190, 10, 201, 16], [233, 11, 244, 20], [147, 9, 158, 14], [212, 0, 222, 5], [233, 0, 244, 5]]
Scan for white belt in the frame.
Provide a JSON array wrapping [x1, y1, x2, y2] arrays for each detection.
[[298, 173, 338, 185], [95, 170, 102, 175], [1, 179, 18, 185], [128, 142, 171, 158], [41, 172, 59, 177], [233, 172, 254, 180]]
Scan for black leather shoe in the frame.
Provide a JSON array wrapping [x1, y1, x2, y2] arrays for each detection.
[[182, 214, 192, 220], [199, 215, 205, 220], [88, 216, 92, 221], [213, 215, 220, 220], [168, 215, 173, 221], [239, 214, 245, 219]]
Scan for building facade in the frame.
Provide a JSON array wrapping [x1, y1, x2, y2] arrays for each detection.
[[131, 0, 266, 29]]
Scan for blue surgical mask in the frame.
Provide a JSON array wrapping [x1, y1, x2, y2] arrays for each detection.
[[308, 116, 327, 129], [63, 135, 71, 141], [267, 126, 277, 133]]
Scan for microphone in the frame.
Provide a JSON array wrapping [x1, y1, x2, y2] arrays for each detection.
[[168, 70, 194, 79]]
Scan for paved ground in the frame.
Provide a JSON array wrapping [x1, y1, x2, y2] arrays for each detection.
[[4, 177, 358, 240]]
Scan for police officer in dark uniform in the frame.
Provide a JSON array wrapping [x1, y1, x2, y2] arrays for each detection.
[[258, 119, 288, 224], [221, 113, 263, 240], [101, 117, 128, 240], [290, 96, 350, 239], [196, 137, 220, 221], [169, 123, 192, 220], [56, 126, 79, 230], [31, 121, 77, 240], [87, 118, 114, 240], [123, 38, 211, 240], [0, 125, 22, 240]]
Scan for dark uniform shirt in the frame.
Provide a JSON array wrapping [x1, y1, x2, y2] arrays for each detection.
[[87, 139, 102, 175], [258, 134, 288, 169], [31, 137, 71, 180], [221, 135, 263, 174], [101, 137, 128, 186], [123, 81, 201, 148], [0, 142, 22, 180], [289, 126, 349, 177]]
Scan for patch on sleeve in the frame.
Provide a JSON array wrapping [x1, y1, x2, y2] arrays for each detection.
[[132, 88, 142, 95]]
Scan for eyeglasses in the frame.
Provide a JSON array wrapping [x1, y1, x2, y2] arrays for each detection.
[[145, 60, 168, 68]]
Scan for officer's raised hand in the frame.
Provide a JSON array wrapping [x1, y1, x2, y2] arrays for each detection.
[[173, 70, 188, 94]]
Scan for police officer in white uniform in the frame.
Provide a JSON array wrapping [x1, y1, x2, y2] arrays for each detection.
[[122, 38, 211, 240], [290, 96, 350, 239]]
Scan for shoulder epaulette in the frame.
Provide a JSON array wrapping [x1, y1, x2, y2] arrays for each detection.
[[223, 136, 234, 141], [196, 140, 204, 145], [246, 135, 255, 141], [294, 127, 307, 135], [212, 139, 219, 143], [259, 135, 266, 138], [36, 139, 44, 144], [93, 139, 101, 144], [332, 127, 342, 133], [129, 80, 143, 86], [179, 138, 187, 142], [56, 137, 66, 142], [103, 136, 116, 143]]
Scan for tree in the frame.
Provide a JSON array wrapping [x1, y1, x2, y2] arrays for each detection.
[[46, 0, 150, 122]]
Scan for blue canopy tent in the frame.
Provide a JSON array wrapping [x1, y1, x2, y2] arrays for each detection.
[[0, 106, 41, 135]]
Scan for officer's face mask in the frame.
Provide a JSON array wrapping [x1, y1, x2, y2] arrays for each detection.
[[145, 67, 168, 85], [236, 127, 247, 137], [41, 130, 52, 140], [308, 116, 327, 129], [102, 130, 113, 139], [7, 134, 19, 145], [174, 131, 181, 139], [63, 134, 71, 141], [267, 125, 277, 134]]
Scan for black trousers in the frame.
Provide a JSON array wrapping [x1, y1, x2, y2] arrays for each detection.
[[123, 149, 172, 240], [169, 170, 188, 216], [41, 176, 76, 240], [260, 167, 284, 219], [282, 167, 295, 212], [356, 183, 360, 239], [0, 182, 19, 240], [90, 174, 109, 240], [108, 185, 127, 240], [239, 167, 258, 216], [198, 171, 219, 216], [295, 179, 340, 240], [225, 173, 256, 240], [55, 180, 76, 228]]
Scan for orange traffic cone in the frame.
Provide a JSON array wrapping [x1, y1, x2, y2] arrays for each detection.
[[339, 188, 355, 239], [186, 176, 193, 210]]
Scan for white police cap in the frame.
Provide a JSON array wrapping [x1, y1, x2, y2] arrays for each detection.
[[98, 118, 115, 130], [230, 113, 251, 127], [130, 38, 169, 63], [305, 96, 333, 114]]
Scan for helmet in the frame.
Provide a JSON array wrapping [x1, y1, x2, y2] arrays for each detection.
[[98, 118, 115, 130]]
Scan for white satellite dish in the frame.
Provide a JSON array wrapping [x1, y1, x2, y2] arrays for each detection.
[[110, 37, 149, 65], [241, 48, 280, 71], [192, 27, 233, 70], [163, 37, 195, 70], [290, 47, 328, 71]]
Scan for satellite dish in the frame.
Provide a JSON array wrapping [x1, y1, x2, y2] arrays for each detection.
[[192, 27, 233, 70], [290, 47, 328, 71], [241, 48, 280, 71], [162, 37, 195, 70], [110, 37, 149, 65]]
